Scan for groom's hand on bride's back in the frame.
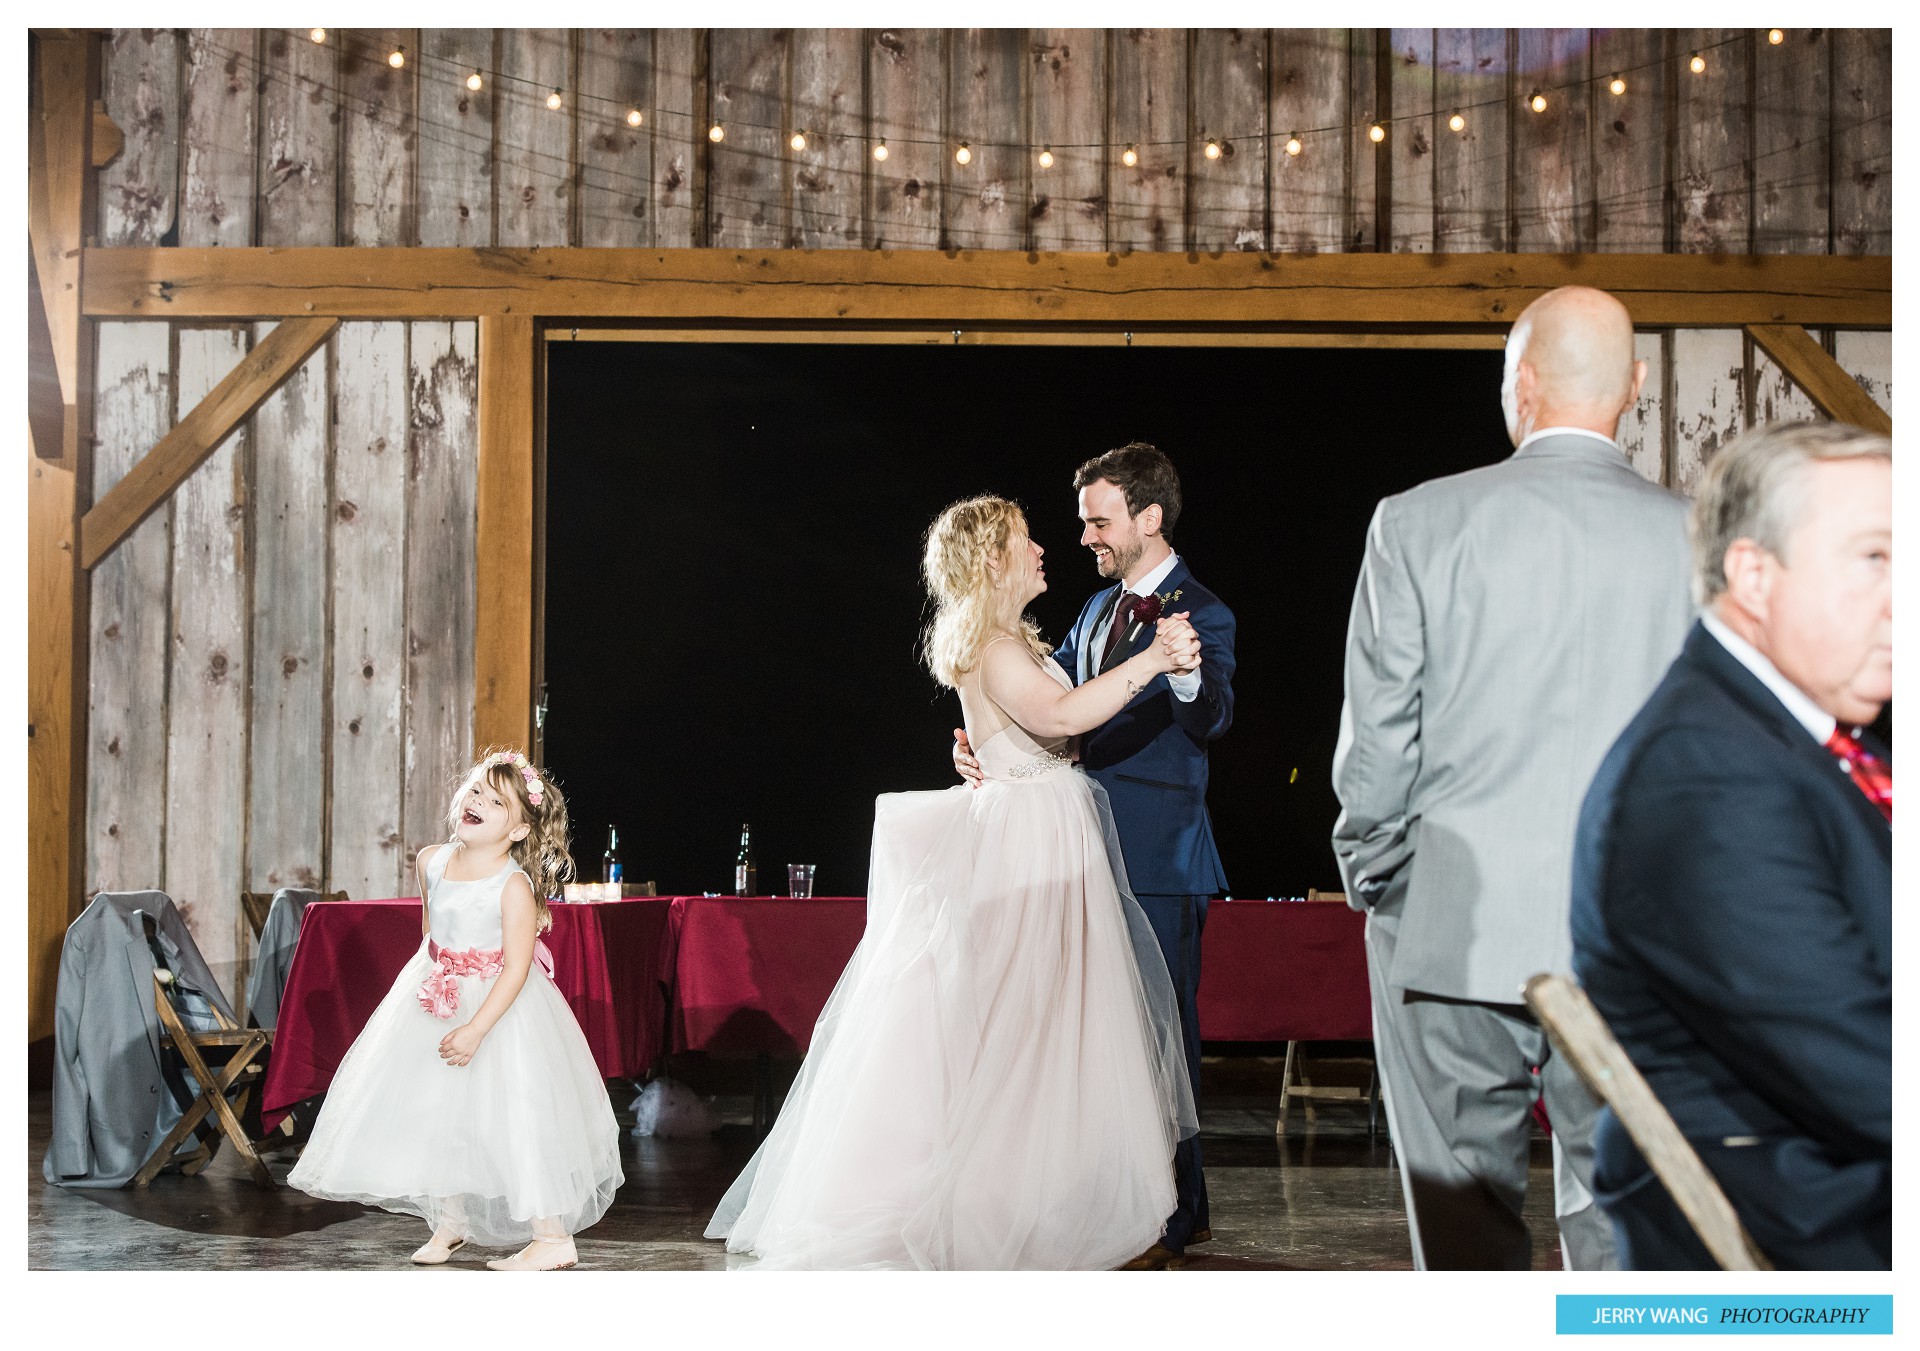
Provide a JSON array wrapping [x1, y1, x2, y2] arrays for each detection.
[[953, 728, 984, 789]]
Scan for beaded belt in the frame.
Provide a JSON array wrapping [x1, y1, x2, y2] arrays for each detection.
[[418, 937, 556, 1019], [1005, 751, 1075, 780]]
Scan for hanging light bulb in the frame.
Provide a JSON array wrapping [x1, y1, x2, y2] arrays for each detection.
[[1768, 29, 1785, 46], [872, 138, 888, 162], [1037, 146, 1054, 169], [1121, 144, 1138, 168], [954, 141, 972, 165], [1368, 122, 1386, 143], [627, 108, 643, 128], [1529, 90, 1548, 113], [1609, 73, 1627, 96], [388, 47, 406, 70], [790, 130, 808, 152], [1284, 133, 1302, 157], [1448, 111, 1466, 133], [466, 70, 484, 92], [1204, 136, 1222, 160], [709, 123, 726, 143], [1689, 52, 1707, 74], [308, 28, 327, 44], [546, 89, 564, 111]]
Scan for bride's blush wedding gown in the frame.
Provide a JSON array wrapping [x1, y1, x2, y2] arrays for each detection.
[[706, 654, 1198, 1269]]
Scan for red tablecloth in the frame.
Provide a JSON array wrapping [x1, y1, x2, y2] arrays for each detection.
[[663, 893, 1370, 1055], [1196, 899, 1372, 1042], [261, 897, 673, 1129], [666, 896, 867, 1056]]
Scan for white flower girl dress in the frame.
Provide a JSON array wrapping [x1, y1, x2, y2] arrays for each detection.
[[289, 844, 624, 1245]]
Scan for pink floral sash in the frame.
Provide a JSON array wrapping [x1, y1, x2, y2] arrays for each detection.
[[417, 937, 556, 1019]]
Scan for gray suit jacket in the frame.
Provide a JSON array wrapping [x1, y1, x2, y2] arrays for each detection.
[[244, 887, 324, 1029], [1332, 433, 1693, 1003], [44, 891, 236, 1188]]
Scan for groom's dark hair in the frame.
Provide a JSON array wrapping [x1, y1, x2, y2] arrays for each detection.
[[1073, 442, 1182, 539]]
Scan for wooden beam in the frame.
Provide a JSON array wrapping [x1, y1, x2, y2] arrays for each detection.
[[90, 98, 123, 168], [28, 30, 99, 1047], [543, 327, 1511, 349], [80, 247, 1893, 329], [78, 316, 337, 569], [474, 316, 538, 757], [1745, 324, 1893, 434], [29, 249, 65, 459]]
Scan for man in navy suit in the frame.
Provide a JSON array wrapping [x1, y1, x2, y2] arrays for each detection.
[[956, 442, 1235, 1266], [1571, 420, 1892, 1269]]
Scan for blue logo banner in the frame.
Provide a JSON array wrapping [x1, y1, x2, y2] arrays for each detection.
[[1557, 1296, 1891, 1335]]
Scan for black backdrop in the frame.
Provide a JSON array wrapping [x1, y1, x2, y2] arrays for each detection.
[[543, 341, 1508, 898]]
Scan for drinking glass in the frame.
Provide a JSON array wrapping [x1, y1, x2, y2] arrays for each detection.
[[787, 863, 816, 899]]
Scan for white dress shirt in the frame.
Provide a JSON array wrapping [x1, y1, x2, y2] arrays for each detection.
[[1114, 551, 1199, 702], [1700, 608, 1836, 745], [1515, 425, 1625, 456]]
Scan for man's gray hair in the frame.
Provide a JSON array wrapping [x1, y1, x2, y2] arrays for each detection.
[[1689, 420, 1893, 605]]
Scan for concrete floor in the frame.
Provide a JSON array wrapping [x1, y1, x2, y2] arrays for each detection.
[[28, 1054, 1564, 1271]]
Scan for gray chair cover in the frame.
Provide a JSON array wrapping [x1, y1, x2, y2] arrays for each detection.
[[43, 891, 236, 1189]]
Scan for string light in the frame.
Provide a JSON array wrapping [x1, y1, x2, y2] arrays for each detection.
[[1203, 136, 1222, 160], [1768, 29, 1785, 45], [1529, 90, 1548, 113], [708, 123, 725, 143], [1609, 74, 1627, 96], [308, 28, 326, 44], [1448, 111, 1466, 133], [466, 71, 484, 92], [627, 108, 643, 128], [387, 47, 405, 70], [1284, 133, 1302, 157], [789, 130, 808, 152], [546, 89, 563, 111], [1037, 146, 1054, 169], [1121, 144, 1138, 167], [1689, 52, 1707, 74], [1368, 123, 1386, 143], [872, 138, 888, 162], [954, 141, 971, 165]]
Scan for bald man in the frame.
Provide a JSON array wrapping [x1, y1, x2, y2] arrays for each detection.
[[1332, 286, 1693, 1269]]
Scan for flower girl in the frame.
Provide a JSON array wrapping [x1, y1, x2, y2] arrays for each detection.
[[289, 750, 623, 1270]]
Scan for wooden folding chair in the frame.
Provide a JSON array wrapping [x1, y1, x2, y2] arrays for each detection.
[[133, 970, 276, 1190], [1523, 973, 1771, 1271]]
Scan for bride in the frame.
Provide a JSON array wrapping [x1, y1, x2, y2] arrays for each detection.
[[706, 495, 1201, 1270]]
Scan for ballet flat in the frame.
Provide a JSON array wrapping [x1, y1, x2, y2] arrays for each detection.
[[487, 1237, 578, 1271], [410, 1235, 467, 1265]]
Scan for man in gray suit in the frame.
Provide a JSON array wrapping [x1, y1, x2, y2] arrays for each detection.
[[1331, 286, 1693, 1269]]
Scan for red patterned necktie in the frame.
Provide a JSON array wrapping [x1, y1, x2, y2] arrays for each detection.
[[1824, 725, 1893, 823], [1103, 592, 1144, 662]]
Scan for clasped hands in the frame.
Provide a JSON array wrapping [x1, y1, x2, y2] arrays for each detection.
[[1150, 612, 1203, 678]]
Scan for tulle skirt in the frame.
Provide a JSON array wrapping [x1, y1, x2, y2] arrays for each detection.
[[288, 945, 624, 1246], [706, 768, 1197, 1270]]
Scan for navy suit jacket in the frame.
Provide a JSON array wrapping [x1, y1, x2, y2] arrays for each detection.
[[1053, 559, 1235, 896], [1570, 621, 1891, 1269]]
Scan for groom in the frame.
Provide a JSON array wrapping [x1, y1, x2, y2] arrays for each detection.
[[956, 441, 1236, 1266]]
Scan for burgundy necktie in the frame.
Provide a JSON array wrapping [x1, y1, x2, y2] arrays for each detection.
[[1103, 593, 1145, 662], [1824, 725, 1893, 823]]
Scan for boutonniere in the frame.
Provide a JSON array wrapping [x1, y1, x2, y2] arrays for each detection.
[[1156, 588, 1183, 610]]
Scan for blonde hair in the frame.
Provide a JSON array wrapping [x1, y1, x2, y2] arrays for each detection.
[[920, 495, 1051, 688], [445, 747, 576, 932]]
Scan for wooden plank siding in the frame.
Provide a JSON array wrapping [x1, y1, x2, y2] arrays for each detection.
[[66, 27, 1892, 965]]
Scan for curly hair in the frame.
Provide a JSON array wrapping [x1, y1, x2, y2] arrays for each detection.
[[920, 495, 1051, 688], [445, 747, 577, 932]]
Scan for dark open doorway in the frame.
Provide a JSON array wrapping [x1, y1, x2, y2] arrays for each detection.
[[542, 339, 1508, 898]]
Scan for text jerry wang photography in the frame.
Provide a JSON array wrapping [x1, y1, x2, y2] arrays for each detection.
[[24, 19, 1895, 1341]]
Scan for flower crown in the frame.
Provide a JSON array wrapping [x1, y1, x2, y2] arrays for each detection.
[[481, 750, 544, 806]]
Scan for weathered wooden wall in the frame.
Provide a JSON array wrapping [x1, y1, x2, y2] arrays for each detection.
[[80, 28, 1894, 970]]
